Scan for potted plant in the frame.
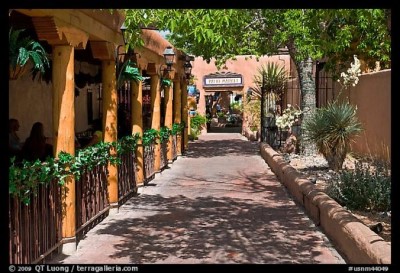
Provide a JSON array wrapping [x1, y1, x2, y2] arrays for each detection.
[[9, 27, 50, 80], [217, 111, 226, 123]]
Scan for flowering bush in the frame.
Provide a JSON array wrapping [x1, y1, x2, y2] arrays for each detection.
[[338, 55, 361, 88], [276, 104, 302, 130]]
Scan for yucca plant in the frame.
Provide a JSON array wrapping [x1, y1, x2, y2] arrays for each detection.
[[9, 27, 50, 80], [251, 62, 288, 99], [251, 62, 288, 121], [303, 101, 363, 171]]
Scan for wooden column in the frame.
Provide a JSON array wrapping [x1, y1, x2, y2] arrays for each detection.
[[131, 70, 144, 186], [173, 78, 182, 155], [150, 74, 161, 172], [164, 83, 174, 162], [181, 79, 189, 152], [52, 45, 76, 252], [102, 60, 118, 210]]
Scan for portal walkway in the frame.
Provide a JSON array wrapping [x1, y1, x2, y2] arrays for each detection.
[[48, 133, 345, 264]]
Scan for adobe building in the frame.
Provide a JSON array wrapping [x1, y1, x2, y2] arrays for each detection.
[[189, 53, 300, 133], [9, 9, 191, 257]]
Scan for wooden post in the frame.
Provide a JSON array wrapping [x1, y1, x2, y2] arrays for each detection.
[[164, 83, 173, 162], [131, 70, 144, 186], [173, 78, 182, 155], [181, 79, 189, 152], [52, 45, 76, 254], [150, 74, 161, 172], [102, 60, 118, 212]]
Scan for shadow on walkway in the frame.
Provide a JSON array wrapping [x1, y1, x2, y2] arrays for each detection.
[[48, 133, 344, 264]]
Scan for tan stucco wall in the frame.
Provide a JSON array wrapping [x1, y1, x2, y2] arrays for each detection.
[[9, 61, 101, 142], [9, 69, 53, 142], [192, 55, 291, 116], [346, 70, 391, 161]]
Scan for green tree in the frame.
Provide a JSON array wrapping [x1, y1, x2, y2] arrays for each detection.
[[122, 9, 390, 154]]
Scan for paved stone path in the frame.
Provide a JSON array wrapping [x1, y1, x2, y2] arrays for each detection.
[[49, 133, 345, 264]]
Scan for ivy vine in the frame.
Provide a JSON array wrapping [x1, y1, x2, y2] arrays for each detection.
[[142, 128, 159, 147], [159, 126, 171, 143], [172, 122, 184, 135], [9, 126, 183, 205]]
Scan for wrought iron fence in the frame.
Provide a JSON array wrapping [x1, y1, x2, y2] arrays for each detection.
[[9, 179, 63, 264], [143, 143, 155, 183], [118, 150, 137, 206], [171, 134, 178, 161], [75, 164, 110, 242], [160, 141, 168, 170]]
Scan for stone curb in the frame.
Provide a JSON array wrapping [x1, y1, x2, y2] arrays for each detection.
[[260, 143, 391, 264]]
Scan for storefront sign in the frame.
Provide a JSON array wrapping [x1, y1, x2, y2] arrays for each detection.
[[203, 71, 243, 88], [204, 77, 242, 85]]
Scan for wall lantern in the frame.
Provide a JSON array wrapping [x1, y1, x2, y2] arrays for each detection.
[[246, 88, 253, 97], [184, 61, 192, 79], [163, 46, 175, 71], [120, 22, 128, 45], [116, 21, 130, 73], [116, 21, 139, 62], [115, 21, 141, 88]]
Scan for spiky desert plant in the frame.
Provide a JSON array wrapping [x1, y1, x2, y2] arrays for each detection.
[[251, 62, 288, 99], [303, 101, 362, 171]]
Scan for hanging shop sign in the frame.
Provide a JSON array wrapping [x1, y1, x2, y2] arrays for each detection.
[[203, 71, 243, 88]]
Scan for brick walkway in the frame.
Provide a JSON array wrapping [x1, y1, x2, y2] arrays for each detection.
[[48, 133, 345, 264]]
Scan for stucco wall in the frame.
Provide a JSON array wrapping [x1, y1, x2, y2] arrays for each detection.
[[9, 61, 100, 142], [9, 68, 53, 142], [192, 54, 291, 121], [346, 69, 391, 160]]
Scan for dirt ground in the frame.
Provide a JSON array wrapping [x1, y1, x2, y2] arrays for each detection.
[[284, 154, 391, 243]]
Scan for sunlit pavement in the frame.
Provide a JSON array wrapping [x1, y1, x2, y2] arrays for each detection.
[[48, 132, 345, 264]]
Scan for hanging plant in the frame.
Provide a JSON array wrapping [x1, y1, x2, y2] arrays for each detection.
[[117, 59, 143, 88], [161, 78, 172, 87], [9, 27, 50, 80]]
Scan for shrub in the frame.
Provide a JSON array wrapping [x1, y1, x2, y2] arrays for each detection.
[[190, 114, 207, 139], [326, 158, 391, 212], [243, 99, 260, 131]]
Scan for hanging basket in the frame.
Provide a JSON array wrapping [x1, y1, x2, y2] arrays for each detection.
[[9, 64, 29, 80]]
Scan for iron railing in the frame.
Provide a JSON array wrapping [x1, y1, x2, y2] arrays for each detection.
[[9, 180, 63, 264]]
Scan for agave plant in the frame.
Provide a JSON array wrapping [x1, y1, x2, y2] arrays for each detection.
[[9, 27, 50, 80], [303, 101, 363, 171]]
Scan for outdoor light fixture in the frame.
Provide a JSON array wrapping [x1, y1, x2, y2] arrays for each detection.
[[115, 21, 140, 86], [246, 88, 253, 97], [115, 22, 129, 72], [163, 46, 175, 72], [184, 61, 192, 79], [120, 22, 128, 45]]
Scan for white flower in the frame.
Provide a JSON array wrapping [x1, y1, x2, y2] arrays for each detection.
[[339, 55, 361, 89], [276, 104, 302, 130]]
